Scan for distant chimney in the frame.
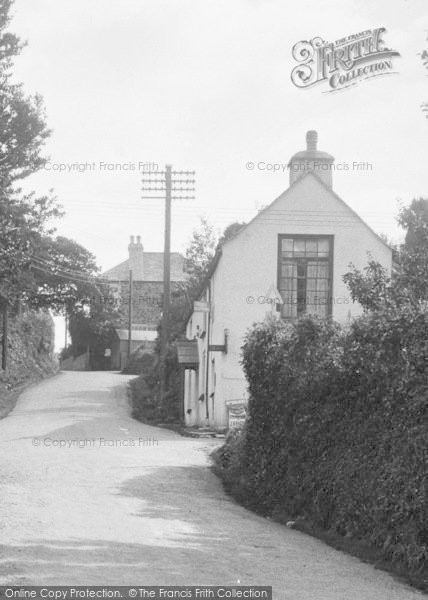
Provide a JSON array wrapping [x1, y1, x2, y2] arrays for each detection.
[[128, 235, 144, 280], [288, 130, 335, 188], [306, 130, 317, 151]]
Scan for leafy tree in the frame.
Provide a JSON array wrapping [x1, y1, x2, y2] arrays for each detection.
[[68, 297, 121, 367], [398, 198, 428, 250], [184, 218, 247, 299], [0, 190, 62, 303], [343, 199, 428, 310], [0, 0, 59, 307], [0, 0, 51, 187], [29, 236, 100, 313], [421, 37, 428, 119], [218, 221, 246, 247], [395, 198, 428, 302], [343, 259, 392, 312], [184, 217, 217, 293]]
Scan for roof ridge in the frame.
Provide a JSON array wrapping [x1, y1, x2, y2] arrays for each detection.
[[220, 171, 390, 250]]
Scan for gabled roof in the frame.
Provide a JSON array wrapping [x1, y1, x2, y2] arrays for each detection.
[[184, 170, 392, 327], [115, 329, 157, 342], [102, 252, 186, 282], [221, 170, 392, 251]]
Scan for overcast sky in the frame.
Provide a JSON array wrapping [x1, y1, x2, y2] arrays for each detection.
[[10, 0, 428, 274]]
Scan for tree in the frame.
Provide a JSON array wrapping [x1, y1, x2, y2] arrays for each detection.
[[184, 217, 217, 293], [0, 191, 62, 303], [132, 219, 249, 422], [396, 198, 428, 302], [29, 235, 100, 313], [68, 297, 121, 367], [343, 199, 428, 310], [184, 219, 247, 298], [0, 0, 51, 187], [0, 0, 59, 306], [343, 259, 392, 312], [217, 221, 246, 247], [421, 36, 428, 119]]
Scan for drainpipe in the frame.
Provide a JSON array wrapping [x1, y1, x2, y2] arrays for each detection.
[[205, 284, 211, 421]]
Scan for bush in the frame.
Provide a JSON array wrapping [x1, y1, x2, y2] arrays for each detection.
[[214, 309, 428, 585], [122, 344, 155, 375], [128, 342, 181, 424]]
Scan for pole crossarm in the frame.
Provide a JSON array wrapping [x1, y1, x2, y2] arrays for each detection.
[[142, 167, 195, 200]]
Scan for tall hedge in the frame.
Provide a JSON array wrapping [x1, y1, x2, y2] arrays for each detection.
[[216, 309, 428, 581]]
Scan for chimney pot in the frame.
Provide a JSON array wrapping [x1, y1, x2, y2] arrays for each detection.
[[306, 130, 318, 152], [128, 235, 144, 279]]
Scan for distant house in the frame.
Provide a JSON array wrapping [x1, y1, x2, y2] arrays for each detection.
[[111, 329, 157, 371], [101, 236, 186, 368], [182, 131, 392, 431]]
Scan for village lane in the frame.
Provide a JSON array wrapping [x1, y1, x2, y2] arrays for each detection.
[[0, 371, 424, 599]]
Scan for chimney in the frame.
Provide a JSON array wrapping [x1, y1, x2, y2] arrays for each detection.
[[289, 130, 335, 188], [128, 235, 144, 280], [306, 130, 317, 151]]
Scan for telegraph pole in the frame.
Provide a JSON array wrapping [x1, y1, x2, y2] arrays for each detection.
[[64, 313, 68, 350], [141, 166, 195, 401], [162, 165, 172, 374], [2, 301, 8, 370], [127, 269, 133, 361]]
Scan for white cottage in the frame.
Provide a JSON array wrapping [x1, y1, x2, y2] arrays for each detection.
[[182, 131, 392, 430]]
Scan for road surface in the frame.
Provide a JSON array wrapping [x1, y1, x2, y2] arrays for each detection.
[[0, 371, 423, 598]]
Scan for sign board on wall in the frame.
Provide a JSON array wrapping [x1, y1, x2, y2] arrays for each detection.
[[228, 406, 247, 430], [194, 301, 210, 313]]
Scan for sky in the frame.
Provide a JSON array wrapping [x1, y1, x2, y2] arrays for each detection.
[[8, 0, 428, 346]]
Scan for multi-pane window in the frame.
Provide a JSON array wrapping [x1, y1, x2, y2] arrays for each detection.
[[278, 236, 332, 319]]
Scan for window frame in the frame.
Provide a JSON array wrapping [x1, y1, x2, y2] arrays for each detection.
[[277, 234, 334, 319]]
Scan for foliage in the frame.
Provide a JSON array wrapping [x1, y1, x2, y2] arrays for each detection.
[[345, 199, 428, 310], [129, 344, 180, 424], [0, 0, 64, 307], [421, 36, 428, 119], [215, 309, 428, 584], [68, 289, 121, 365], [122, 344, 154, 375], [0, 189, 63, 302], [217, 221, 246, 247], [0, 1, 114, 370], [214, 199, 428, 582], [0, 0, 51, 186], [343, 259, 392, 311], [184, 218, 247, 298], [396, 198, 428, 301], [29, 235, 99, 313], [130, 218, 248, 424], [0, 310, 57, 405], [184, 217, 217, 295]]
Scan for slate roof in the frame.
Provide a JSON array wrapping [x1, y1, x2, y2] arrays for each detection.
[[115, 329, 158, 342], [102, 252, 186, 282]]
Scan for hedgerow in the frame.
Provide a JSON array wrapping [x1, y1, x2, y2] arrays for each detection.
[[215, 308, 428, 584]]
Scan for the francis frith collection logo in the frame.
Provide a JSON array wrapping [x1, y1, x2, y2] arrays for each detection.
[[291, 28, 400, 92]]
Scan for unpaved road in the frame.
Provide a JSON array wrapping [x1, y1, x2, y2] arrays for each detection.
[[0, 371, 423, 598]]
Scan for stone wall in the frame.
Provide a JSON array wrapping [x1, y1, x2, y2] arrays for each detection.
[[0, 310, 58, 416], [108, 280, 182, 328]]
